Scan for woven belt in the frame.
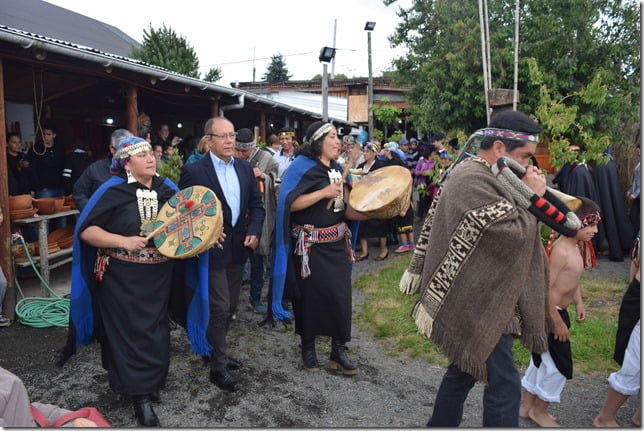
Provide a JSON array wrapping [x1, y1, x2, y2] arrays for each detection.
[[291, 222, 354, 279], [101, 247, 169, 264]]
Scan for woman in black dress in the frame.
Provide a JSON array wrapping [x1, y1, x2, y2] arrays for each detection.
[[272, 121, 367, 375], [66, 137, 177, 427]]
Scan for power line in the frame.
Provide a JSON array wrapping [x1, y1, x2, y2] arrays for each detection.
[[200, 48, 359, 69]]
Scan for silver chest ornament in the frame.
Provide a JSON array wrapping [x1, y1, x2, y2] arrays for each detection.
[[328, 168, 345, 213], [136, 188, 158, 236]]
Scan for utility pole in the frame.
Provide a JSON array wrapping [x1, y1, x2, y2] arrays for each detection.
[[331, 19, 337, 79], [365, 21, 376, 137]]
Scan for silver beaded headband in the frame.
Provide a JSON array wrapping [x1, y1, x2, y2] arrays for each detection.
[[114, 141, 152, 160], [311, 123, 334, 142]]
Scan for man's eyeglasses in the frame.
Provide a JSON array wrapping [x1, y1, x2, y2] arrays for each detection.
[[207, 132, 237, 141]]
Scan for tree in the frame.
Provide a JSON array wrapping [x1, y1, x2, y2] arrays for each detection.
[[527, 58, 609, 171], [311, 73, 348, 80], [262, 53, 292, 82], [203, 67, 222, 83], [130, 24, 200, 78], [387, 0, 639, 147], [373, 97, 402, 140]]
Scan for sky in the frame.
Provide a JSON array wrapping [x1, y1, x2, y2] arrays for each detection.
[[45, 0, 413, 87]]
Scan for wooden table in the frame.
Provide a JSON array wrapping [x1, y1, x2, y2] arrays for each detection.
[[11, 209, 79, 297]]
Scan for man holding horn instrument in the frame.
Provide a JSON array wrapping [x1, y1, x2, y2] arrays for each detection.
[[400, 110, 572, 427]]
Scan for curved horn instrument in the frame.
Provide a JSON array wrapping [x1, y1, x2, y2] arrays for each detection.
[[440, 128, 582, 237], [548, 188, 582, 212], [493, 157, 582, 237]]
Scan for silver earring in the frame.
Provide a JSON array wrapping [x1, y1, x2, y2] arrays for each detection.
[[126, 170, 135, 184]]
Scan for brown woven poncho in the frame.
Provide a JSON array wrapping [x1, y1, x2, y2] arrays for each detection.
[[400, 157, 551, 383]]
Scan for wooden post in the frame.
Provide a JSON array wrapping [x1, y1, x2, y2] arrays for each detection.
[[259, 111, 266, 143], [126, 85, 138, 135], [0, 58, 16, 319], [210, 100, 219, 119]]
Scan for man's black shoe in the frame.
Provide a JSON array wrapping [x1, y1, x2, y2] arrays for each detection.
[[132, 396, 159, 427], [209, 369, 239, 392], [226, 357, 242, 371], [150, 391, 160, 402]]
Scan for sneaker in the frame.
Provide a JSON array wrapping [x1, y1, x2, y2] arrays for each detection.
[[0, 315, 10, 327], [394, 244, 410, 253], [251, 301, 267, 314]]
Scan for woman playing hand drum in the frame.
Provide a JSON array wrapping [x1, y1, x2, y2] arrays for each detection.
[[61, 137, 179, 427], [271, 121, 367, 376]]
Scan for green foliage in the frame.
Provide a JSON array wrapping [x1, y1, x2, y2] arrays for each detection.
[[371, 129, 384, 142], [373, 97, 402, 139], [388, 130, 405, 143], [387, 0, 640, 155], [425, 155, 447, 185], [157, 151, 183, 185], [528, 58, 611, 170], [203, 67, 222, 83], [130, 24, 200, 78], [262, 53, 292, 82], [256, 136, 266, 149]]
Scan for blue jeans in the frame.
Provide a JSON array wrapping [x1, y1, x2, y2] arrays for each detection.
[[427, 334, 521, 427], [249, 252, 265, 304]]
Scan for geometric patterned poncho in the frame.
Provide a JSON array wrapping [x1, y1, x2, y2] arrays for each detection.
[[400, 157, 551, 383]]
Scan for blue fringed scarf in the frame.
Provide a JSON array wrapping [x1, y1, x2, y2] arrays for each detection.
[[65, 176, 212, 362]]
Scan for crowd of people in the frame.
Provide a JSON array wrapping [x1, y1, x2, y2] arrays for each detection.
[[1, 109, 640, 427]]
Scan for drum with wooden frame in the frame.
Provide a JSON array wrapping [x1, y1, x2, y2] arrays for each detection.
[[152, 186, 223, 259], [349, 165, 412, 219]]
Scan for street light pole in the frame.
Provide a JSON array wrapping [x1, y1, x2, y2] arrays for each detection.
[[322, 62, 329, 121], [319, 47, 337, 123], [365, 21, 376, 138]]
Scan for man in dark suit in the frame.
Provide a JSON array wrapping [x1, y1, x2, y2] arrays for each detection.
[[179, 117, 264, 392]]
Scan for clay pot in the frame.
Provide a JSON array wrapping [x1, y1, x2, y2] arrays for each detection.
[[9, 194, 33, 211], [33, 197, 65, 215]]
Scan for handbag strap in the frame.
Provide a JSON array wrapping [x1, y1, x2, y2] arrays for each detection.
[[30, 405, 50, 427], [30, 405, 111, 428]]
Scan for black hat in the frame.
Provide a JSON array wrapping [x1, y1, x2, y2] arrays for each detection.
[[278, 126, 294, 137], [235, 128, 256, 149]]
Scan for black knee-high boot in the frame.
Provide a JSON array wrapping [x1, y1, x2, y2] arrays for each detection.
[[329, 339, 359, 375], [301, 337, 320, 371]]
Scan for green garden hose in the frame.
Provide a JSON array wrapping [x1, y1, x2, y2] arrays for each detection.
[[14, 235, 69, 328]]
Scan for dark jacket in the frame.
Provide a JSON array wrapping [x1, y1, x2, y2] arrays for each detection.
[[27, 141, 66, 191], [7, 153, 33, 195], [62, 149, 93, 195], [72, 158, 112, 212], [179, 153, 265, 269]]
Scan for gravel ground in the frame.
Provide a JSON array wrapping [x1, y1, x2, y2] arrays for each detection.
[[0, 241, 639, 427]]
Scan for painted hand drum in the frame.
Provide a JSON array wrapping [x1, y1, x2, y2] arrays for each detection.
[[153, 186, 223, 259], [349, 165, 412, 219]]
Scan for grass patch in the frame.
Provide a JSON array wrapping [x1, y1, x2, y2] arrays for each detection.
[[355, 254, 448, 367], [355, 254, 629, 374]]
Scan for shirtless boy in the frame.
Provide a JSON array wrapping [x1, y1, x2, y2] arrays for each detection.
[[519, 196, 601, 427]]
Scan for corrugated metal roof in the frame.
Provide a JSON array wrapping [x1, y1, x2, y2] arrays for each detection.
[[0, 0, 140, 57], [0, 24, 354, 126]]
